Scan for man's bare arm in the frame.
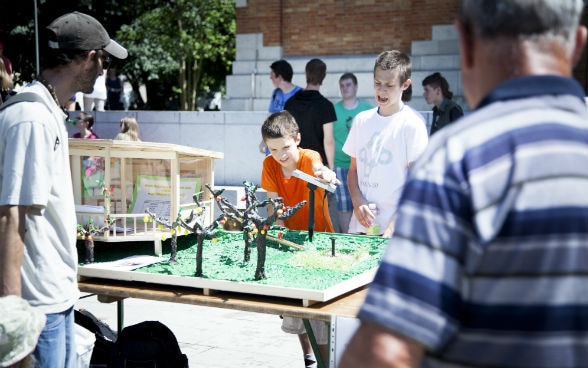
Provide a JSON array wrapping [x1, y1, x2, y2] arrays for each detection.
[[322, 122, 335, 169], [339, 321, 425, 368], [0, 205, 27, 296]]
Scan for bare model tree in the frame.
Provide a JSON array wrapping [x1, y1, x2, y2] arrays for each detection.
[[208, 181, 306, 280], [177, 192, 226, 276], [77, 185, 116, 264], [145, 209, 185, 264], [77, 215, 115, 264]]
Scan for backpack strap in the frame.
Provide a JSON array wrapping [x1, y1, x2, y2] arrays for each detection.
[[0, 92, 53, 113]]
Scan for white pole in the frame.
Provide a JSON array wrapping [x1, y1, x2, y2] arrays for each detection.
[[34, 0, 39, 76]]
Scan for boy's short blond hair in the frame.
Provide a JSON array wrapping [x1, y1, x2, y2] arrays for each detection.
[[374, 50, 411, 85], [261, 110, 299, 142]]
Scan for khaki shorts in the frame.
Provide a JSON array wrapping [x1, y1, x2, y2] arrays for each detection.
[[281, 316, 329, 345]]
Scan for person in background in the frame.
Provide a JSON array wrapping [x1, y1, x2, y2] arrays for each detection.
[[340, 0, 588, 367], [0, 295, 46, 368], [285, 58, 336, 171], [114, 116, 141, 141], [106, 67, 123, 110], [260, 110, 338, 368], [284, 58, 338, 232], [0, 57, 12, 104], [333, 72, 372, 233], [64, 95, 79, 111], [422, 71, 463, 135], [0, 11, 127, 367], [259, 59, 302, 155], [343, 50, 428, 238], [72, 111, 98, 139], [73, 111, 101, 195], [83, 72, 107, 111], [0, 40, 13, 77]]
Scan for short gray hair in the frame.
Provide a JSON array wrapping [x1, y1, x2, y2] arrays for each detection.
[[459, 0, 584, 41]]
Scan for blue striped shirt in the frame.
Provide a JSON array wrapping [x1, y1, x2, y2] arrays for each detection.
[[358, 76, 588, 368]]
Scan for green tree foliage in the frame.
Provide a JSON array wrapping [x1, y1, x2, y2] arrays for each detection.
[[0, 0, 235, 111], [115, 0, 235, 110]]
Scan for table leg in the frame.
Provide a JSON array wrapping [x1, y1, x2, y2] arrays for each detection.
[[117, 299, 125, 333], [303, 319, 329, 368]]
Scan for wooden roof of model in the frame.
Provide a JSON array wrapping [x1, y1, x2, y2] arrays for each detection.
[[68, 139, 224, 160]]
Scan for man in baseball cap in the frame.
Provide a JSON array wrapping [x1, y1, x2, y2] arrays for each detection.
[[0, 11, 126, 368], [47, 11, 128, 59]]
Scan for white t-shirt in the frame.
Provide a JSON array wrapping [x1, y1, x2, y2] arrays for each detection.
[[342, 106, 428, 234], [0, 82, 79, 314], [84, 74, 107, 100]]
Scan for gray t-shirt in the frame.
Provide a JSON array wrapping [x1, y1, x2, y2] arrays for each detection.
[[0, 82, 79, 314]]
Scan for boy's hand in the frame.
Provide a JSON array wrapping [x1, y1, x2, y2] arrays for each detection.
[[313, 165, 341, 185], [354, 203, 376, 228]]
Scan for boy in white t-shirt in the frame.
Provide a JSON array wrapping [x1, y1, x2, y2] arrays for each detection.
[[343, 50, 428, 237]]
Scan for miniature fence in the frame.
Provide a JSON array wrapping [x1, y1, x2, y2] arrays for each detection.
[[76, 201, 212, 257]]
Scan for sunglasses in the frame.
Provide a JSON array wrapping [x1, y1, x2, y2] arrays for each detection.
[[99, 52, 112, 70]]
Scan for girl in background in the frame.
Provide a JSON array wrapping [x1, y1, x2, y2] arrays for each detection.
[[114, 116, 141, 141], [422, 72, 464, 135], [73, 112, 99, 139]]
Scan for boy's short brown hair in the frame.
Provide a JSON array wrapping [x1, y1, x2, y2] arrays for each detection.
[[261, 111, 299, 142], [374, 50, 411, 85], [305, 58, 327, 86]]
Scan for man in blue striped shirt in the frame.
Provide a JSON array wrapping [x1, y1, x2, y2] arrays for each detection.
[[339, 1, 588, 367]]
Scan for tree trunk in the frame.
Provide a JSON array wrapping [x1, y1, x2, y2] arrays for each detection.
[[254, 235, 267, 280], [169, 234, 178, 264], [195, 235, 204, 277], [243, 232, 251, 263], [85, 236, 94, 264]]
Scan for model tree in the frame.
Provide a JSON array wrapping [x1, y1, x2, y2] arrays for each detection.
[[208, 181, 306, 280], [77, 215, 115, 264], [177, 192, 226, 277], [144, 209, 186, 264], [77, 185, 116, 264], [145, 192, 225, 274]]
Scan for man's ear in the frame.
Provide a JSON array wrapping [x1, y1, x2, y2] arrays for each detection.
[[456, 20, 474, 70], [87, 49, 98, 62], [295, 133, 301, 145], [572, 25, 588, 67]]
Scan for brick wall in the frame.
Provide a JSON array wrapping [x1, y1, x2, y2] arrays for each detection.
[[236, 0, 460, 56], [236, 1, 284, 46], [236, 0, 587, 92]]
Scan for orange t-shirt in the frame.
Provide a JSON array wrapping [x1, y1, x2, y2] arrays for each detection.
[[261, 148, 334, 233]]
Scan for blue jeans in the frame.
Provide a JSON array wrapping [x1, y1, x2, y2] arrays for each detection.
[[34, 307, 76, 368]]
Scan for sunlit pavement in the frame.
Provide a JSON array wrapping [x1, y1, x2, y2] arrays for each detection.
[[76, 294, 302, 368]]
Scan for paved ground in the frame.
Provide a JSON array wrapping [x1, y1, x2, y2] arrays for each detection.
[[75, 293, 304, 368]]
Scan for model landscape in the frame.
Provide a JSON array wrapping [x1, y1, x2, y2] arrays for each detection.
[[77, 181, 388, 302]]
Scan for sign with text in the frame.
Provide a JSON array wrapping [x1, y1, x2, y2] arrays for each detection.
[[128, 175, 201, 220]]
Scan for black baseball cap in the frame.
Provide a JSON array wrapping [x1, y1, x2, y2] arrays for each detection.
[[46, 11, 128, 59]]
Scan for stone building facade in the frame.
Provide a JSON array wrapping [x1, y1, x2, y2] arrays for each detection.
[[226, 0, 587, 112]]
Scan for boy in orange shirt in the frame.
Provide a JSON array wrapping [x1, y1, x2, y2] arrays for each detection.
[[261, 110, 337, 233], [260, 110, 338, 367]]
